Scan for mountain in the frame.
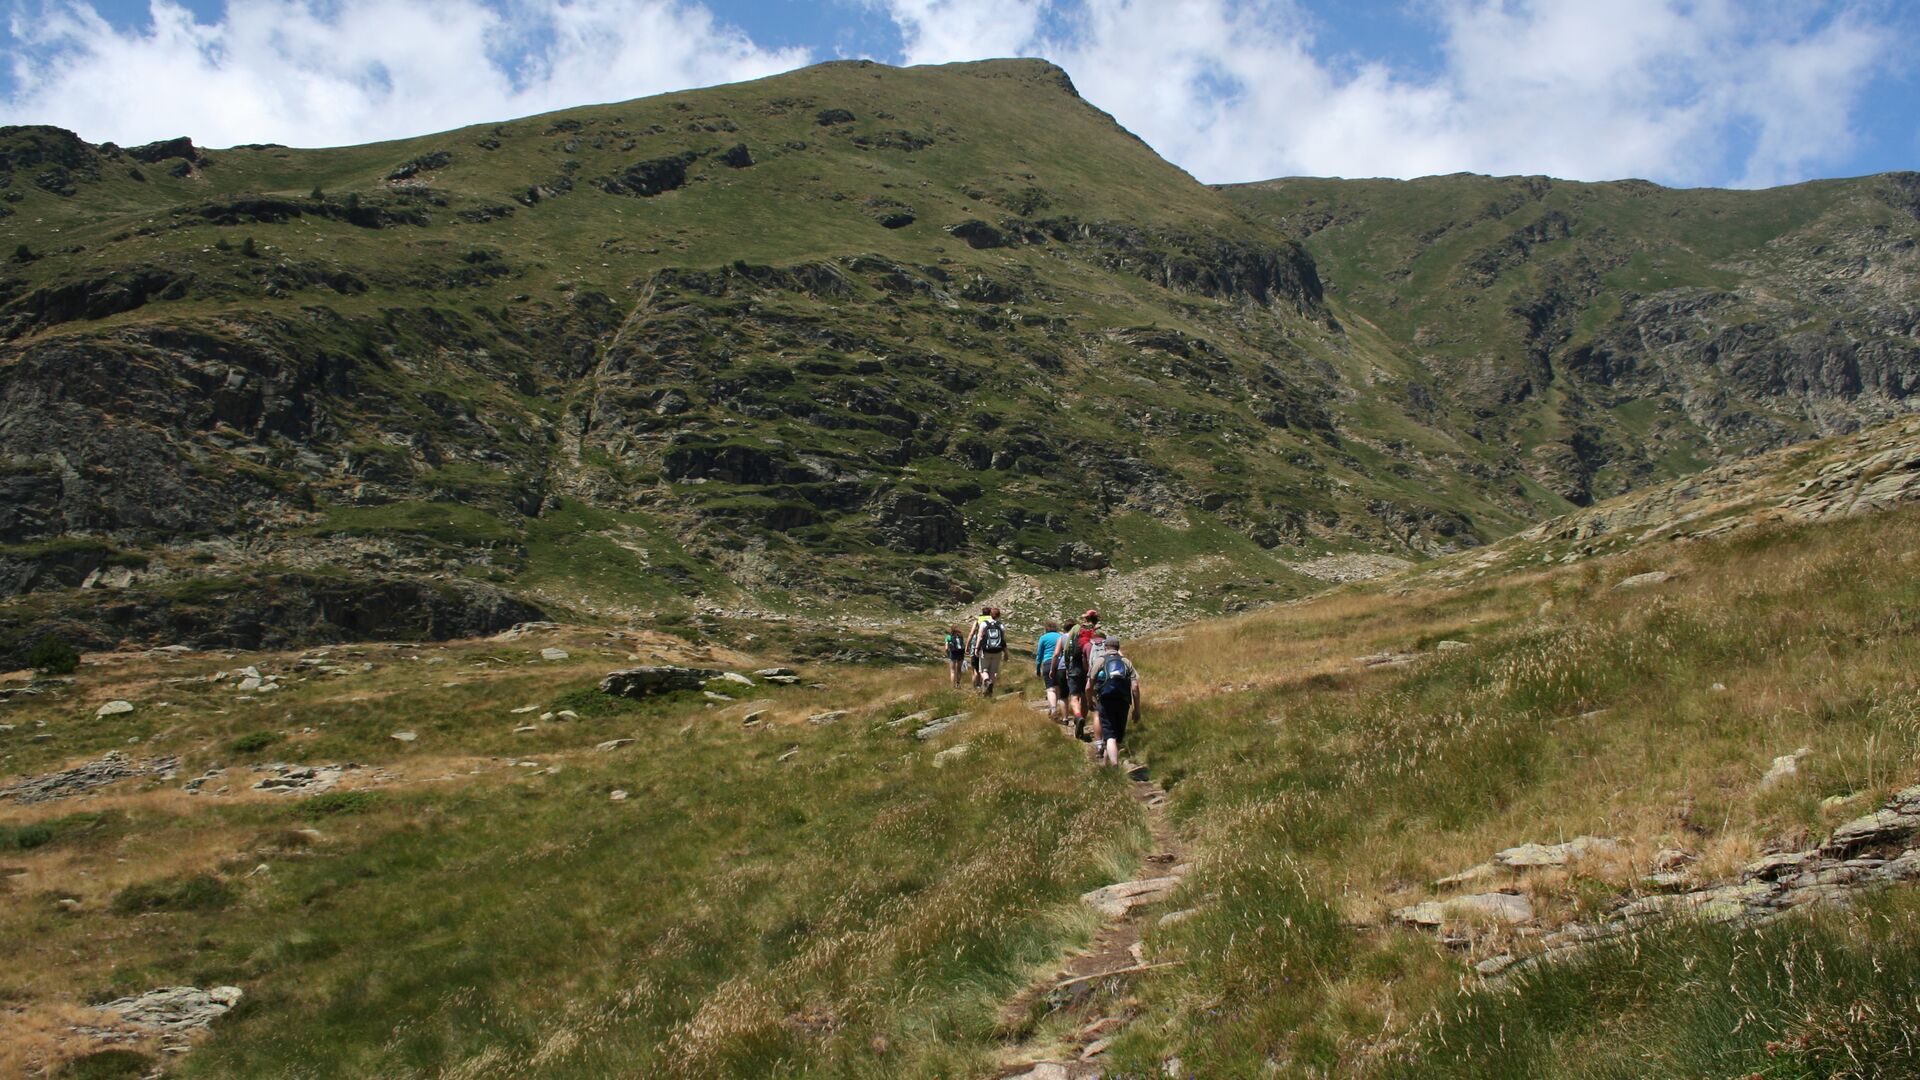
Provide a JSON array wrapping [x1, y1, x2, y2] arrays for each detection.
[[2, 58, 1916, 660], [1224, 171, 1920, 504]]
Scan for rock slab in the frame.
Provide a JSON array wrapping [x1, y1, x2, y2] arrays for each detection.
[[600, 666, 721, 698]]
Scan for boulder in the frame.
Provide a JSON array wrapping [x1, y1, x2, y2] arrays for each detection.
[[99, 986, 242, 1032], [600, 666, 721, 698], [390, 731, 416, 742], [1492, 836, 1621, 869], [540, 647, 570, 661], [717, 672, 755, 687], [806, 710, 848, 725], [914, 712, 968, 740], [1081, 876, 1180, 918], [1762, 747, 1812, 786], [1613, 570, 1671, 590], [1433, 862, 1502, 888], [95, 700, 134, 718], [1392, 892, 1533, 928], [753, 667, 797, 678], [932, 743, 972, 767], [595, 738, 635, 752]]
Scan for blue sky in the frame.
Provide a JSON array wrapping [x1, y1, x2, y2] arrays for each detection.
[[3, 0, 1915, 187]]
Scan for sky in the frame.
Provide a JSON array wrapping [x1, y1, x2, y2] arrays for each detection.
[[2, 0, 1915, 188]]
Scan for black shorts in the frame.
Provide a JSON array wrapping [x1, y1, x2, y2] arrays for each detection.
[[1097, 691, 1131, 745], [1066, 672, 1088, 698]]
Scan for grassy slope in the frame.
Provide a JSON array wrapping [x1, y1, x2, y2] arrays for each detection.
[[6, 428, 1920, 1076], [1101, 500, 1920, 1075], [0, 634, 1139, 1078]]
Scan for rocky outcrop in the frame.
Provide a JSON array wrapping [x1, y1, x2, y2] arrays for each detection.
[[0, 751, 180, 804], [1475, 783, 1920, 980], [868, 488, 966, 553], [0, 574, 543, 667], [599, 666, 721, 698]]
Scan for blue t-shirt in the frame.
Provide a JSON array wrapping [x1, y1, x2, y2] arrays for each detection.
[[1035, 631, 1062, 670]]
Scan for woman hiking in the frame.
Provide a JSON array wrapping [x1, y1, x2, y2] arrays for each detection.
[[1034, 620, 1064, 721], [944, 624, 967, 687]]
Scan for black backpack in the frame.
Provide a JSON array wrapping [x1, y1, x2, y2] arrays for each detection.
[[980, 620, 1006, 653]]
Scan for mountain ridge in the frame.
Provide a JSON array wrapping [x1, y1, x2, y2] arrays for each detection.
[[1, 57, 1915, 662]]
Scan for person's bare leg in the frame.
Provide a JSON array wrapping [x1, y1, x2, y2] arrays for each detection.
[[1103, 738, 1120, 766]]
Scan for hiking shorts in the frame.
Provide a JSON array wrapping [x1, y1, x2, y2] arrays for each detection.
[[1065, 672, 1088, 698], [1096, 691, 1131, 746], [979, 650, 1005, 677]]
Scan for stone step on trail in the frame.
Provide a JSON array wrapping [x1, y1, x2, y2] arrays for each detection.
[[993, 731, 1188, 1078]]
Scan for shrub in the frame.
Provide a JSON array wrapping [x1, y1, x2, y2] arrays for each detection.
[[298, 791, 380, 818], [240, 236, 258, 258], [58, 1049, 153, 1079], [111, 873, 235, 914], [26, 635, 79, 675], [0, 823, 54, 850], [11, 243, 34, 263], [228, 730, 284, 755]]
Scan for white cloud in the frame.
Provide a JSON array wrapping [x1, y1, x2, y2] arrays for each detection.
[[0, 0, 1899, 185], [1, 0, 810, 148], [878, 0, 1900, 187], [878, 0, 1047, 66]]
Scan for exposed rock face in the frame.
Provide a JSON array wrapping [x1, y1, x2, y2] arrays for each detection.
[[0, 573, 543, 667], [99, 986, 242, 1032], [868, 488, 966, 553], [599, 666, 721, 698], [1475, 783, 1920, 980], [0, 752, 180, 803]]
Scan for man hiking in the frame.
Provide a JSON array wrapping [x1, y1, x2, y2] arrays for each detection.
[[964, 605, 994, 689], [1035, 620, 1064, 721], [1057, 610, 1100, 742], [972, 606, 1008, 697], [1091, 636, 1141, 768]]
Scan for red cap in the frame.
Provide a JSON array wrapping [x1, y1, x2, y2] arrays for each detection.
[[1083, 609, 1099, 621]]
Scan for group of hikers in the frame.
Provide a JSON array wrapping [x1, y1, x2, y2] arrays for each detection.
[[944, 606, 1142, 768]]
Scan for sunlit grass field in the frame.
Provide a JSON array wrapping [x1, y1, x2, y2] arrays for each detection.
[[5, 501, 1920, 1078]]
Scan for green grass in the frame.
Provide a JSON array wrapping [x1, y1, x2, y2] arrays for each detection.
[[1098, 503, 1920, 1076]]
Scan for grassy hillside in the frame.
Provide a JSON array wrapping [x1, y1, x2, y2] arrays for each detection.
[[4, 417, 1919, 1077], [1225, 171, 1920, 505], [6, 60, 1914, 661]]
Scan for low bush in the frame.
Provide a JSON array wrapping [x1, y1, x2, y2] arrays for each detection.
[[110, 873, 235, 914], [227, 730, 283, 755], [298, 791, 381, 818], [27, 635, 79, 675]]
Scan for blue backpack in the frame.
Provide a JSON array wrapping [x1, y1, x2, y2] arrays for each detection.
[[1096, 654, 1131, 696]]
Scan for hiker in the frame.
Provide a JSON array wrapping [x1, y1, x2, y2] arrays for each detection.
[[1091, 636, 1141, 768], [1081, 624, 1111, 760], [1035, 620, 1064, 720], [1059, 611, 1100, 741], [964, 604, 994, 688], [1048, 616, 1078, 726], [944, 624, 967, 687], [974, 606, 1008, 696]]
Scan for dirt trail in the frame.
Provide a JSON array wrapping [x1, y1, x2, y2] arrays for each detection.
[[990, 712, 1189, 1079]]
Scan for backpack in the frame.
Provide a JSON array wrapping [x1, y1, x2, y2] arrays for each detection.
[[1096, 654, 1132, 696], [1063, 630, 1090, 676], [1085, 634, 1110, 674], [980, 620, 1006, 653]]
